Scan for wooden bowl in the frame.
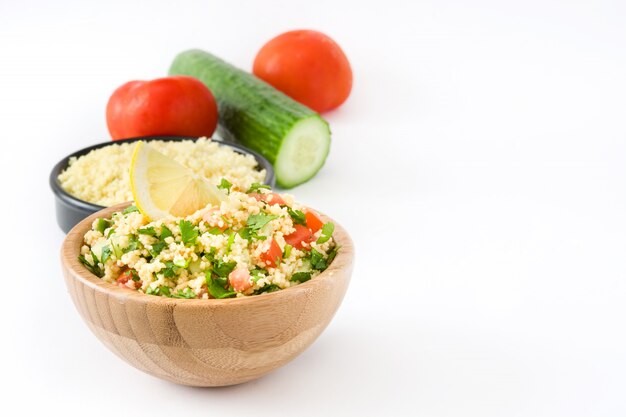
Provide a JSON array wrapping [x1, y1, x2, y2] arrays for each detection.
[[60, 203, 354, 387]]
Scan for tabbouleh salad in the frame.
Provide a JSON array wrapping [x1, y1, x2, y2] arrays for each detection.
[[78, 183, 338, 298]]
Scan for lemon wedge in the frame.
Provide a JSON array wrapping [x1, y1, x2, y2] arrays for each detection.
[[129, 141, 227, 221]]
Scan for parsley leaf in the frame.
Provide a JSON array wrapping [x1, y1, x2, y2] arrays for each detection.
[[213, 259, 237, 278], [253, 284, 281, 295], [246, 183, 271, 193], [239, 213, 277, 241], [179, 220, 198, 246], [171, 288, 197, 299], [205, 272, 236, 299], [287, 208, 307, 226], [149, 241, 167, 257], [78, 251, 104, 277], [250, 267, 267, 283], [226, 232, 236, 253], [217, 178, 233, 193], [208, 227, 224, 235], [160, 225, 173, 239], [310, 248, 328, 271], [291, 272, 312, 283], [124, 235, 140, 253], [95, 218, 111, 234], [283, 244, 292, 259], [317, 222, 335, 244], [122, 205, 140, 215], [138, 226, 157, 236], [146, 285, 171, 297], [100, 245, 112, 264], [162, 261, 179, 278], [326, 245, 339, 266]]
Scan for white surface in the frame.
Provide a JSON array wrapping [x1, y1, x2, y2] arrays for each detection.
[[1, 0, 626, 415]]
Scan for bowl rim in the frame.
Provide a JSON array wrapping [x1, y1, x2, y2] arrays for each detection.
[[61, 202, 354, 306], [49, 135, 276, 213]]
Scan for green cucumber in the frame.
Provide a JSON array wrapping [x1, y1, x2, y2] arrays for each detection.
[[169, 50, 331, 189]]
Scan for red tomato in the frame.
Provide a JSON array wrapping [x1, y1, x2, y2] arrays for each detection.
[[305, 210, 324, 233], [117, 270, 140, 289], [106, 76, 218, 140], [228, 268, 253, 292], [260, 239, 283, 268], [250, 192, 286, 206], [284, 225, 314, 250], [253, 30, 352, 113]]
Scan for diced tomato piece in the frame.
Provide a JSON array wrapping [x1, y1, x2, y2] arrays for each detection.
[[229, 268, 253, 292], [305, 210, 324, 233], [116, 270, 141, 289], [260, 238, 283, 268], [117, 270, 133, 285], [250, 192, 286, 206], [284, 225, 314, 250]]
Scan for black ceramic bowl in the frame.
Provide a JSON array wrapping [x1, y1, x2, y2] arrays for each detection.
[[50, 136, 276, 233]]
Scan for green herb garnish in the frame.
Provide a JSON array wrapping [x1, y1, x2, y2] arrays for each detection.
[[162, 261, 179, 278], [100, 245, 112, 264], [253, 284, 281, 295], [95, 218, 112, 234], [138, 226, 157, 236], [218, 178, 233, 193], [283, 244, 292, 259], [160, 225, 173, 239], [171, 288, 197, 299], [146, 285, 171, 297], [287, 208, 307, 226], [250, 267, 267, 283], [246, 183, 271, 193], [226, 232, 236, 253], [213, 259, 237, 278], [310, 248, 328, 271], [208, 227, 224, 235], [78, 251, 104, 277], [205, 272, 236, 299], [179, 220, 198, 246], [291, 272, 312, 283], [123, 205, 140, 215], [149, 241, 167, 258], [317, 222, 335, 244], [124, 235, 140, 253]]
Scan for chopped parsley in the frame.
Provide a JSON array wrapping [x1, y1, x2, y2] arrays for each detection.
[[309, 248, 328, 271], [239, 213, 277, 241], [171, 288, 197, 299], [283, 244, 292, 259], [208, 227, 224, 235], [100, 245, 112, 264], [250, 267, 267, 283], [226, 232, 236, 253], [290, 272, 312, 283], [317, 222, 335, 244], [253, 284, 281, 295], [218, 178, 233, 193], [124, 235, 140, 253], [146, 285, 171, 297], [138, 226, 157, 236], [160, 225, 173, 239], [149, 241, 167, 258], [213, 259, 237, 278], [287, 208, 307, 226], [205, 272, 236, 299], [95, 218, 112, 234], [78, 250, 104, 277], [179, 220, 198, 246], [162, 261, 179, 278], [246, 182, 271, 193], [122, 205, 140, 215]]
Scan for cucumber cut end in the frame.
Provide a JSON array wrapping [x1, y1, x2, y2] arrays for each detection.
[[274, 116, 331, 188]]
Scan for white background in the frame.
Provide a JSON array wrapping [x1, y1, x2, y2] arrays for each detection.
[[1, 0, 626, 415]]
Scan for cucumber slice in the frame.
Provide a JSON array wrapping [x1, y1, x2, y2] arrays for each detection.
[[169, 50, 331, 188]]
